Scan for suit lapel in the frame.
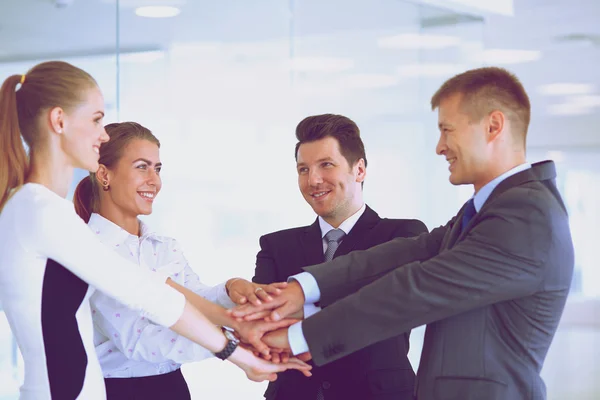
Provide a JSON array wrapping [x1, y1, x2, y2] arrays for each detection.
[[334, 206, 380, 257], [301, 219, 325, 266]]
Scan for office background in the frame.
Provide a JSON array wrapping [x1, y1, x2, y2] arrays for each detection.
[[0, 0, 598, 398]]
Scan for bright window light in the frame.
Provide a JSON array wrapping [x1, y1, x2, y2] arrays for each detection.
[[539, 83, 594, 96], [287, 57, 354, 73], [397, 63, 465, 78], [135, 6, 180, 18], [378, 34, 461, 49], [475, 49, 541, 64]]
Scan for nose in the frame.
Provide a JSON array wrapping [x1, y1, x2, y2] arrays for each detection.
[[436, 133, 447, 156], [308, 169, 323, 187], [147, 168, 161, 187]]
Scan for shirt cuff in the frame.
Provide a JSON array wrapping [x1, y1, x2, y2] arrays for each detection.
[[303, 303, 321, 319], [215, 282, 236, 309], [289, 272, 321, 304], [288, 321, 309, 355]]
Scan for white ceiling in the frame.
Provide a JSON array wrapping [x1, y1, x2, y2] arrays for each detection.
[[1, 0, 599, 150]]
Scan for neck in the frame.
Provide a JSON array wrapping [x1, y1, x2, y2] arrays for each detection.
[[97, 202, 141, 236], [27, 150, 74, 198], [323, 201, 364, 228], [473, 151, 526, 193]]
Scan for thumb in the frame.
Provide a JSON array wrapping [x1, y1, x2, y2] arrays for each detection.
[[229, 290, 247, 305], [271, 302, 297, 322]]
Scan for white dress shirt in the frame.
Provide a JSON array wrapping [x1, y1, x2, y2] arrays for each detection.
[[288, 204, 366, 354], [88, 213, 235, 378], [0, 184, 185, 399], [289, 163, 532, 355]]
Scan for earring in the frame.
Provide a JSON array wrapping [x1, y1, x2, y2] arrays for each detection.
[[102, 180, 109, 191]]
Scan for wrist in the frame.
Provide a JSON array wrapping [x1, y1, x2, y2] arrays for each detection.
[[214, 327, 239, 360], [225, 278, 243, 295]]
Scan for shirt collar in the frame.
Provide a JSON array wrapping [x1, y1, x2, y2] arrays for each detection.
[[88, 213, 164, 247], [318, 203, 366, 238], [473, 163, 531, 212]]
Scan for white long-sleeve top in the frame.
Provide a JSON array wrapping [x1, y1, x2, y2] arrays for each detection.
[[88, 213, 235, 378], [0, 184, 186, 400]]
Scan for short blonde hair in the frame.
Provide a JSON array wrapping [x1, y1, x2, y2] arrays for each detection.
[[431, 67, 530, 145]]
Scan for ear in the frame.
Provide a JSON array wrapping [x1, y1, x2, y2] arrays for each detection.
[[49, 106, 65, 135], [354, 158, 367, 183], [487, 110, 505, 142], [95, 164, 110, 184]]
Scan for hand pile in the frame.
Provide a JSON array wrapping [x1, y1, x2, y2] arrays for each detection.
[[225, 279, 310, 364]]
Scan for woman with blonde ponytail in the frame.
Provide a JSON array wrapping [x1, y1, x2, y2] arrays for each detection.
[[0, 62, 309, 400]]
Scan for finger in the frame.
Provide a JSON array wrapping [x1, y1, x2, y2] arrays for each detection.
[[262, 284, 283, 296], [271, 282, 288, 289], [248, 335, 271, 357], [230, 304, 264, 318], [247, 293, 262, 306], [243, 310, 273, 321], [281, 352, 290, 364], [255, 288, 273, 302], [278, 359, 312, 375], [228, 291, 247, 305], [264, 318, 299, 331], [270, 352, 281, 364], [297, 352, 313, 362], [270, 302, 298, 322]]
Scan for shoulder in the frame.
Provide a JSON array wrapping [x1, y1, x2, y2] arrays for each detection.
[[485, 180, 564, 222], [261, 225, 307, 240], [379, 217, 429, 237]]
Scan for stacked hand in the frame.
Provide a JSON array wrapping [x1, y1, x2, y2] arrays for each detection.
[[225, 280, 310, 365]]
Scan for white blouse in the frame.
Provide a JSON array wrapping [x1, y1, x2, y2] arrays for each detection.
[[88, 213, 235, 378], [0, 184, 185, 400]]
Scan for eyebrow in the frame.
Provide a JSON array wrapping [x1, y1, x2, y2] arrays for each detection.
[[132, 158, 162, 167], [94, 111, 105, 118], [438, 122, 453, 129], [297, 157, 334, 166]]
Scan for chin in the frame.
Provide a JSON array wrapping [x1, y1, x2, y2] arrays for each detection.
[[84, 161, 99, 172]]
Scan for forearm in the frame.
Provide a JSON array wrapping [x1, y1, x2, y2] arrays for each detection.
[[306, 228, 444, 307], [168, 279, 237, 328]]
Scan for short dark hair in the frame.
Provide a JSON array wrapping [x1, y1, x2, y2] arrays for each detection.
[[431, 66, 531, 145], [294, 114, 367, 168]]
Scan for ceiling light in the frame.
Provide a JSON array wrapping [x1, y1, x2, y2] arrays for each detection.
[[567, 95, 600, 108], [135, 6, 180, 18], [120, 50, 165, 63], [288, 57, 354, 73], [397, 63, 465, 78], [338, 73, 399, 89], [547, 103, 593, 116], [538, 83, 594, 96], [417, 0, 514, 16], [378, 34, 461, 49], [475, 49, 541, 65]]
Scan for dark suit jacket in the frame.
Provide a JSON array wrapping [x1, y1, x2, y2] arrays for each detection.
[[253, 206, 428, 400], [301, 161, 574, 400]]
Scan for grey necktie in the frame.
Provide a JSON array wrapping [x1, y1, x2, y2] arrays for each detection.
[[316, 228, 346, 400], [324, 229, 346, 262]]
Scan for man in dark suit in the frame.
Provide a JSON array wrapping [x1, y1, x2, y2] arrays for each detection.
[[252, 114, 428, 400], [234, 67, 575, 400]]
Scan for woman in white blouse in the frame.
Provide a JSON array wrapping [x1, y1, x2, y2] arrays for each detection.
[[0, 61, 308, 400], [72, 122, 296, 399]]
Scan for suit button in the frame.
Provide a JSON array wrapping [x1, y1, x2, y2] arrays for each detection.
[[322, 381, 331, 390]]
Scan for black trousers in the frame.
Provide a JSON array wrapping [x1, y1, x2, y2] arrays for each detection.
[[105, 369, 191, 400]]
